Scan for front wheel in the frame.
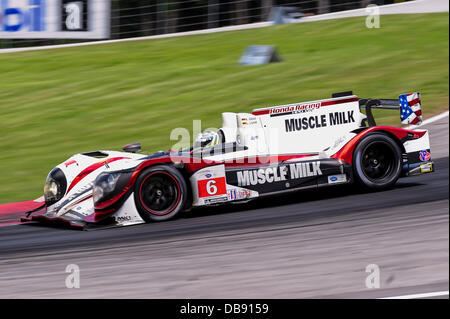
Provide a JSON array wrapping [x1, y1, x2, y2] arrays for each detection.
[[134, 165, 187, 222], [353, 133, 402, 190]]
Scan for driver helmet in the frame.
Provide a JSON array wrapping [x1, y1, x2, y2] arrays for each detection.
[[194, 130, 221, 150]]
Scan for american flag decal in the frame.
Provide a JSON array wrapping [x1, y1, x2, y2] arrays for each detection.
[[399, 92, 423, 125]]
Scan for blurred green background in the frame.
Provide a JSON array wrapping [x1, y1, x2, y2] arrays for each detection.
[[0, 12, 448, 203]]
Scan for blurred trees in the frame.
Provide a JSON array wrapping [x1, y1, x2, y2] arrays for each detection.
[[110, 0, 391, 39]]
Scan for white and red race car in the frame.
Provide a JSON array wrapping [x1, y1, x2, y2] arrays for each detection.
[[22, 91, 434, 229]]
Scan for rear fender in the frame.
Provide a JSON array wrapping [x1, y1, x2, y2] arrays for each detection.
[[330, 126, 427, 165]]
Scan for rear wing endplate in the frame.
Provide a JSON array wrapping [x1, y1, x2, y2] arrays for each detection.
[[358, 93, 423, 126]]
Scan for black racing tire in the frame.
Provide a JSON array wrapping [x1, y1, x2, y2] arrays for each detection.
[[134, 165, 187, 222], [353, 133, 402, 190]]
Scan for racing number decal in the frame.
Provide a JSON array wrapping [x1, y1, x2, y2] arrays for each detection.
[[206, 180, 218, 195], [198, 177, 226, 198]]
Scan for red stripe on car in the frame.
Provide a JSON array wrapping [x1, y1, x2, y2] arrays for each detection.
[[67, 157, 129, 194]]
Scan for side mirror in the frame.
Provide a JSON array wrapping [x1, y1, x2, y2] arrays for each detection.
[[122, 142, 141, 153]]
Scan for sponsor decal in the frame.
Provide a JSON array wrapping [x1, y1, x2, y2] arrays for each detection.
[[241, 117, 258, 126], [204, 196, 228, 204], [227, 189, 252, 200], [327, 174, 347, 184], [419, 150, 431, 161], [116, 216, 132, 222], [65, 160, 78, 167], [198, 177, 227, 198], [269, 102, 321, 117], [285, 111, 355, 132], [420, 163, 433, 173], [252, 97, 359, 116], [236, 162, 322, 187], [331, 136, 346, 149]]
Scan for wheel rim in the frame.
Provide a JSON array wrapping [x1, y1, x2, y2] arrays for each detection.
[[360, 141, 396, 180], [139, 172, 180, 215]]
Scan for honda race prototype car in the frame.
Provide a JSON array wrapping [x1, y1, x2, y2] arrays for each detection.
[[22, 91, 434, 229]]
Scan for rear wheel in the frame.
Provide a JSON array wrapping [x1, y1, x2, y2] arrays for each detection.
[[353, 133, 402, 190], [134, 165, 187, 222]]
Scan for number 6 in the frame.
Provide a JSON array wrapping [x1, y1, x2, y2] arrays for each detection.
[[206, 180, 217, 195]]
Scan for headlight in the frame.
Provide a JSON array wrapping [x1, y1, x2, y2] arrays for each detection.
[[44, 168, 67, 206], [93, 184, 104, 204], [93, 173, 119, 203], [93, 171, 132, 206]]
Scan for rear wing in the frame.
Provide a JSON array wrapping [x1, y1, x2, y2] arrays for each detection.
[[357, 92, 423, 127]]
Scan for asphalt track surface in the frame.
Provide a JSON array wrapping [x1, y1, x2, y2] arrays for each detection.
[[0, 117, 448, 298]]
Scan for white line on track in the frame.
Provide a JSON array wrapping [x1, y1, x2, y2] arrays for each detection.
[[407, 110, 449, 130], [379, 290, 449, 299]]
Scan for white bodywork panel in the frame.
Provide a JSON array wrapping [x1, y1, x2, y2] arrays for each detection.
[[404, 130, 431, 153], [190, 165, 259, 206], [251, 96, 363, 154], [193, 96, 366, 206], [46, 150, 145, 219], [111, 193, 146, 226], [211, 96, 365, 161]]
